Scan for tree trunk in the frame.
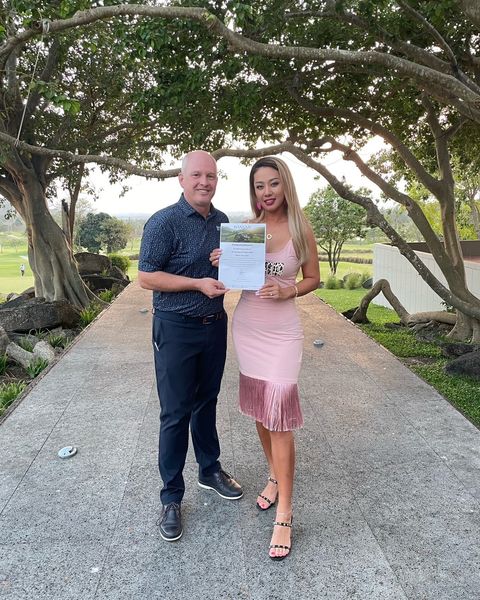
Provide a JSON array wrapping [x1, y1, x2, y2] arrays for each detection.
[[61, 199, 72, 247], [405, 312, 456, 326], [351, 279, 410, 324], [67, 162, 85, 242], [20, 178, 91, 308], [437, 230, 480, 341], [460, 0, 480, 28]]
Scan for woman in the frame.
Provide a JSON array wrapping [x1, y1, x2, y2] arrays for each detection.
[[213, 157, 320, 560]]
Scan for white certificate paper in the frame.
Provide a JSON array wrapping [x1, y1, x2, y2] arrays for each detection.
[[218, 223, 266, 290]]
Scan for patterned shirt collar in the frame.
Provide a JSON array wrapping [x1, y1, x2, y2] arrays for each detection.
[[178, 193, 217, 218]]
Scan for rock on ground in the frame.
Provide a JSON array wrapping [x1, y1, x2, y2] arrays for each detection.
[[0, 298, 80, 333], [445, 350, 480, 379]]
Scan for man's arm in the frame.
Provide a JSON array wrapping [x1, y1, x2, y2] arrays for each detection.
[[138, 270, 227, 299]]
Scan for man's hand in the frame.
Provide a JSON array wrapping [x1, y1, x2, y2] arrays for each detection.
[[209, 248, 222, 267], [197, 277, 229, 298]]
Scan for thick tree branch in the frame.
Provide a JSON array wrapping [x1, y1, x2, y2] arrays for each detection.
[[0, 5, 479, 114], [286, 7, 457, 77], [396, 1, 458, 67], [459, 0, 480, 29], [444, 116, 468, 140], [0, 121, 36, 179], [26, 39, 61, 117], [286, 145, 480, 319], [422, 96, 465, 277], [0, 127, 458, 286], [287, 87, 442, 194], [318, 136, 454, 277], [0, 174, 22, 204], [0, 129, 294, 178], [422, 97, 454, 190], [5, 49, 22, 105], [351, 279, 410, 325], [396, 1, 480, 95]]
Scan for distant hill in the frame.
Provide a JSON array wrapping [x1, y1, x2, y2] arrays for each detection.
[[224, 211, 252, 222], [112, 210, 252, 222], [113, 212, 152, 220]]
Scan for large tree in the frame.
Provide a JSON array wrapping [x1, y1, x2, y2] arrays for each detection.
[[305, 186, 367, 275], [2, 2, 480, 339], [0, 1, 236, 306], [77, 212, 129, 254]]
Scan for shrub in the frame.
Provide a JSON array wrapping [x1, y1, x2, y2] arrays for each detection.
[[108, 254, 130, 274], [46, 333, 69, 349], [98, 289, 115, 303], [79, 303, 102, 327], [30, 328, 47, 339], [0, 353, 7, 376], [17, 337, 35, 352], [325, 274, 342, 289], [26, 357, 49, 379], [344, 272, 363, 289], [0, 380, 27, 410]]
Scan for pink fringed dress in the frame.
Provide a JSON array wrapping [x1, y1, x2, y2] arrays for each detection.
[[232, 239, 304, 431]]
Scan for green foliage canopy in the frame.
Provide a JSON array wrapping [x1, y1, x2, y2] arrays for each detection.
[[77, 212, 128, 254], [304, 185, 367, 275]]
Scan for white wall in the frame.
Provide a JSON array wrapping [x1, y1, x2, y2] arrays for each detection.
[[373, 243, 480, 313]]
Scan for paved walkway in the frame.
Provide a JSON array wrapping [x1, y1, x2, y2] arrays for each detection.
[[1, 282, 480, 600]]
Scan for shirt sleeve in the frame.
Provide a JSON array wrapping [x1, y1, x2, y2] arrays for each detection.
[[138, 213, 174, 273]]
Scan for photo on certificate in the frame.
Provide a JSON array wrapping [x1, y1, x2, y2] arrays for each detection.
[[218, 223, 266, 290]]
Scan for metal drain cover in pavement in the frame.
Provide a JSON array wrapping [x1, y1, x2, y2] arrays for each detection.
[[58, 446, 77, 459]]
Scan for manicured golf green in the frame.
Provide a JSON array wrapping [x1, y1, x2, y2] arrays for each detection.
[[0, 232, 33, 296], [0, 232, 140, 296]]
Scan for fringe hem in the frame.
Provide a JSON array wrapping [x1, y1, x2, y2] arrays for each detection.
[[238, 373, 303, 432]]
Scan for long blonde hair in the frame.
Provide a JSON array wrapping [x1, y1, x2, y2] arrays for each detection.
[[249, 156, 310, 263]]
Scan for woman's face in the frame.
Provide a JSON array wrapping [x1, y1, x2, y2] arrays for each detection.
[[253, 167, 286, 213]]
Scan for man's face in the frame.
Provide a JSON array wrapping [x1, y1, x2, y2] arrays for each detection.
[[179, 153, 218, 216]]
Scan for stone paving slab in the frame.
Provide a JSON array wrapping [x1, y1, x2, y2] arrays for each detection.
[[1, 283, 480, 599]]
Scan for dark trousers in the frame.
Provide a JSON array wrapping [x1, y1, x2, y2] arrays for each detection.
[[153, 311, 227, 505]]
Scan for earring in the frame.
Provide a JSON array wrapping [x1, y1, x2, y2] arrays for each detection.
[[257, 202, 262, 210]]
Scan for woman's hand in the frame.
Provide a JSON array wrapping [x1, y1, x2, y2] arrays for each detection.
[[257, 281, 288, 300], [209, 248, 222, 267]]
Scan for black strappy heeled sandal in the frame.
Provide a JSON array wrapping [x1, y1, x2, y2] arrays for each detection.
[[269, 513, 293, 561], [256, 476, 278, 511]]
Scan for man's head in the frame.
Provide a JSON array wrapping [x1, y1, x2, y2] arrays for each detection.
[[179, 151, 218, 216]]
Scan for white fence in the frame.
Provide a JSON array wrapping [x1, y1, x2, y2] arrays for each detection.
[[373, 243, 480, 313]]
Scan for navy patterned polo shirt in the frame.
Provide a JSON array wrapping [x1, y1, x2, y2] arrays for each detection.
[[138, 194, 229, 317]]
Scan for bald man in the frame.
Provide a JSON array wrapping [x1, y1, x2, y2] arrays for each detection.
[[138, 151, 243, 542]]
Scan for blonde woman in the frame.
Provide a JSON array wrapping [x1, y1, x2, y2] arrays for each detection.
[[213, 156, 320, 560]]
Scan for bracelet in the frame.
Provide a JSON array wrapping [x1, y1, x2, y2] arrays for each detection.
[[293, 285, 299, 298]]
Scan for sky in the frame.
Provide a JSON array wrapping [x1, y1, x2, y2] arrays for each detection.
[[92, 140, 383, 219]]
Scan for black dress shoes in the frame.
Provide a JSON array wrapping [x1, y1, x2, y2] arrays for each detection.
[[158, 502, 183, 541], [198, 469, 243, 500]]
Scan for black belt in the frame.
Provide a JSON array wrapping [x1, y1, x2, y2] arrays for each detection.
[[153, 309, 225, 325]]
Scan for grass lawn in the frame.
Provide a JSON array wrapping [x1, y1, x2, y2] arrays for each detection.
[[319, 261, 372, 281], [128, 260, 138, 282], [335, 241, 374, 260], [118, 238, 141, 256], [316, 288, 480, 428], [0, 231, 140, 295], [0, 232, 34, 296]]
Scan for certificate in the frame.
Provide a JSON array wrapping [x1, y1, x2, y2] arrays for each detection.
[[218, 223, 266, 290]]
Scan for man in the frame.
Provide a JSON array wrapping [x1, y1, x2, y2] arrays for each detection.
[[20, 264, 25, 277], [138, 150, 243, 542]]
